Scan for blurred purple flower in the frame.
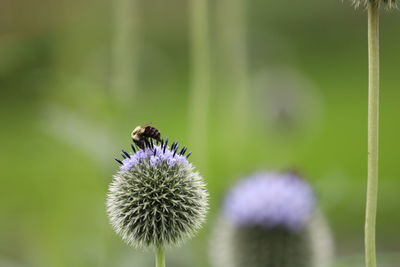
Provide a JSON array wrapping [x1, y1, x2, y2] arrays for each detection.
[[223, 172, 315, 232]]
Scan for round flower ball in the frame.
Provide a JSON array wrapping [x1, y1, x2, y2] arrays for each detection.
[[210, 172, 334, 267], [107, 140, 208, 248]]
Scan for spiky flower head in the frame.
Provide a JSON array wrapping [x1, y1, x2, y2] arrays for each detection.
[[210, 172, 334, 267], [107, 139, 208, 248], [351, 0, 397, 9]]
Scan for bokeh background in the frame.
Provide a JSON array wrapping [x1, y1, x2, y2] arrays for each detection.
[[1, 0, 399, 266]]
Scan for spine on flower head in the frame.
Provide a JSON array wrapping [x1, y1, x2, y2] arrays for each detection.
[[209, 172, 334, 267]]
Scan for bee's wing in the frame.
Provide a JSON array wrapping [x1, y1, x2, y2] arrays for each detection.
[[143, 122, 153, 127]]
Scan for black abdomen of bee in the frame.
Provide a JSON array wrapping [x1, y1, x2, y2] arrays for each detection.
[[144, 126, 161, 141]]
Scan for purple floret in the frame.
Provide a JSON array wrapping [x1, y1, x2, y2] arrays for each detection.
[[149, 156, 160, 167], [223, 172, 315, 232], [120, 157, 139, 172], [119, 144, 189, 171]]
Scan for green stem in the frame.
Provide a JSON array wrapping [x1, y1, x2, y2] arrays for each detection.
[[155, 245, 165, 267], [365, 3, 379, 267], [111, 0, 139, 103], [188, 0, 210, 170], [216, 0, 249, 139]]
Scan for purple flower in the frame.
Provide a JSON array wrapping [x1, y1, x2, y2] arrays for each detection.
[[167, 157, 178, 166], [148, 156, 159, 167], [114, 141, 192, 172], [135, 150, 148, 161], [120, 157, 139, 172], [223, 172, 315, 232]]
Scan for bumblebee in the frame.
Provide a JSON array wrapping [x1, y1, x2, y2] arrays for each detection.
[[131, 124, 161, 149]]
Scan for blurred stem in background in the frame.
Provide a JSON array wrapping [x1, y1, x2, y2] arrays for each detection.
[[111, 0, 139, 104], [365, 3, 379, 267], [188, 0, 210, 171], [216, 0, 249, 141], [187, 1, 210, 265]]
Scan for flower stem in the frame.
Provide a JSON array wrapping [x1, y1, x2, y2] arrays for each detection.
[[111, 0, 139, 104], [188, 0, 210, 170], [155, 245, 165, 267], [365, 3, 379, 267], [216, 0, 249, 139]]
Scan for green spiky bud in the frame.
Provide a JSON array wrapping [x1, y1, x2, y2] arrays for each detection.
[[107, 142, 208, 248]]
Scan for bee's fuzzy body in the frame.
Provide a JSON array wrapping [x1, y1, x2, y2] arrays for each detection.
[[131, 125, 161, 149]]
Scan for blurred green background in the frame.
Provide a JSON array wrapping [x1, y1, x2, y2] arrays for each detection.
[[1, 0, 400, 266]]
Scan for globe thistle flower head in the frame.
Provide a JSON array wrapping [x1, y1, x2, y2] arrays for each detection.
[[107, 139, 208, 248], [223, 172, 315, 232], [351, 0, 397, 9], [210, 171, 334, 267]]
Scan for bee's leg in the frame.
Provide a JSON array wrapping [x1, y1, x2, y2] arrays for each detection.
[[134, 139, 145, 150], [144, 139, 151, 149], [155, 131, 162, 142], [155, 137, 161, 145]]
